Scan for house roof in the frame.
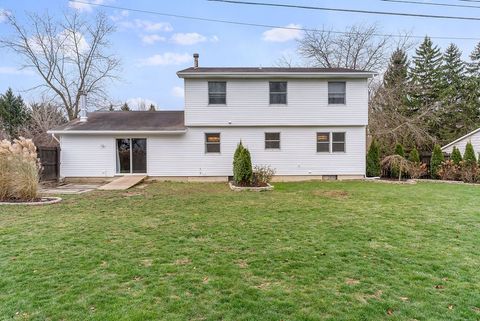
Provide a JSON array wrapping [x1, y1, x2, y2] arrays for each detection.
[[441, 127, 480, 151], [177, 67, 376, 79], [48, 111, 186, 135]]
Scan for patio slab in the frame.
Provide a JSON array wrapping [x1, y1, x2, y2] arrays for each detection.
[[40, 183, 101, 195]]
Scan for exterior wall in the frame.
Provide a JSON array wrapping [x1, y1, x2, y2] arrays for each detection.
[[442, 130, 480, 154], [184, 78, 369, 127], [59, 126, 366, 178]]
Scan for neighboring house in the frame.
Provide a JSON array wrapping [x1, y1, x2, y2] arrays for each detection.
[[441, 128, 480, 155], [48, 54, 375, 181]]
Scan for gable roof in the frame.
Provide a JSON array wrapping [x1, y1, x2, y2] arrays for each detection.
[[441, 127, 480, 150], [48, 111, 186, 134], [177, 67, 376, 79]]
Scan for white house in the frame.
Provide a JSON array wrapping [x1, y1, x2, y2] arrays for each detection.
[[441, 128, 480, 155], [48, 55, 375, 181]]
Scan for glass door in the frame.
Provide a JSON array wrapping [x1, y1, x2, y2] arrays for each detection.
[[116, 138, 147, 174]]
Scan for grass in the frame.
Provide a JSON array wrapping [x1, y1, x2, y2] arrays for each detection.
[[1, 180, 480, 320]]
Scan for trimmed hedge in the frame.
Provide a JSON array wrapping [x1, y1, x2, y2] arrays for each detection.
[[233, 141, 253, 185]]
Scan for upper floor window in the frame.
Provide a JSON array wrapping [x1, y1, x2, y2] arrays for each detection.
[[328, 82, 346, 104], [269, 81, 287, 104], [205, 133, 221, 153], [265, 132, 280, 149], [208, 82, 226, 104]]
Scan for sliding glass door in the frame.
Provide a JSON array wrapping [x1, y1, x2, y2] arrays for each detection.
[[116, 138, 147, 174]]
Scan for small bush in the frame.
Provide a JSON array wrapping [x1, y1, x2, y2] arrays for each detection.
[[381, 155, 410, 180], [430, 144, 444, 179], [252, 165, 276, 186], [366, 140, 381, 177], [232, 142, 253, 186], [0, 137, 41, 201], [459, 161, 480, 183], [394, 143, 405, 157], [463, 142, 476, 165], [408, 147, 420, 163], [409, 162, 428, 179], [450, 146, 462, 165], [438, 160, 460, 181]]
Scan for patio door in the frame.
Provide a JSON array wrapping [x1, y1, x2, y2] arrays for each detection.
[[116, 138, 147, 174]]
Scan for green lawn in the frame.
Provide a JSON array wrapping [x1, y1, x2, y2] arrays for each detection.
[[1, 181, 479, 321]]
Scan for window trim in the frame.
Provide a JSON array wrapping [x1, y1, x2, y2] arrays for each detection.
[[208, 81, 227, 105], [205, 132, 221, 154], [316, 131, 347, 153], [269, 81, 288, 105], [265, 132, 281, 150], [328, 81, 347, 105]]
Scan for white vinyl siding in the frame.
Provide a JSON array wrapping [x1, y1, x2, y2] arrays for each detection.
[[184, 78, 368, 126], [59, 126, 366, 178], [442, 130, 480, 154]]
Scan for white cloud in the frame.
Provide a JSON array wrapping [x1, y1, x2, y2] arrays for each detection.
[[110, 10, 129, 22], [210, 35, 219, 43], [69, 0, 105, 12], [171, 33, 207, 45], [0, 67, 34, 75], [171, 86, 184, 98], [262, 23, 303, 42], [134, 19, 173, 32], [0, 8, 11, 23], [126, 97, 158, 110], [138, 52, 191, 66], [141, 34, 166, 45]]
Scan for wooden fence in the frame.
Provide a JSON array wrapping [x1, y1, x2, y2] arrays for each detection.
[[38, 146, 60, 181]]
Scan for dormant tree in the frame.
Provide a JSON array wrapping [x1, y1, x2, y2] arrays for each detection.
[[297, 24, 391, 71], [0, 11, 120, 120]]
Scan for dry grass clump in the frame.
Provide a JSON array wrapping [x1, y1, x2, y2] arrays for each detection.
[[0, 137, 41, 201]]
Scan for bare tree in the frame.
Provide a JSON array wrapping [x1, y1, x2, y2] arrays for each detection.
[[297, 24, 391, 71], [21, 100, 67, 147], [0, 11, 120, 120]]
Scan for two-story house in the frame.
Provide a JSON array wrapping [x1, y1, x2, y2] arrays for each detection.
[[49, 54, 374, 181]]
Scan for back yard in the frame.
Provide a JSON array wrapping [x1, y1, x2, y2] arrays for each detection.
[[1, 181, 479, 321]]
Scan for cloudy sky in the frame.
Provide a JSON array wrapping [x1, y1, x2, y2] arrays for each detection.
[[1, 0, 480, 110]]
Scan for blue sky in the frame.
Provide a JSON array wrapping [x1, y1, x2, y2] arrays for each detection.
[[1, 0, 480, 110]]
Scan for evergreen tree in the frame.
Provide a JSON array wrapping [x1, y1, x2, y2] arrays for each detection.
[[468, 41, 480, 77], [394, 143, 405, 157], [463, 142, 477, 165], [410, 37, 443, 109], [450, 146, 462, 165], [108, 103, 115, 111], [232, 141, 253, 185], [430, 144, 445, 178], [0, 88, 30, 138], [384, 48, 409, 90], [409, 147, 420, 163], [366, 140, 381, 177], [120, 103, 130, 111], [149, 104, 156, 111]]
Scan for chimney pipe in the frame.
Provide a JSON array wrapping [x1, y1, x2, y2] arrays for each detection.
[[193, 53, 199, 69], [79, 91, 88, 122]]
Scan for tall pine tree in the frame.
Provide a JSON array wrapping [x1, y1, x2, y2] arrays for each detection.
[[0, 88, 30, 139]]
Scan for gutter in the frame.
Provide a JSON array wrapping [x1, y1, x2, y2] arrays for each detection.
[[177, 71, 377, 79], [47, 129, 188, 135]]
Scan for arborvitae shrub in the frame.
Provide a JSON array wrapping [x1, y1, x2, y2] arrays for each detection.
[[430, 144, 445, 179], [395, 143, 405, 157], [233, 142, 253, 185], [366, 140, 381, 177], [409, 147, 420, 163], [463, 142, 477, 165], [450, 146, 462, 165]]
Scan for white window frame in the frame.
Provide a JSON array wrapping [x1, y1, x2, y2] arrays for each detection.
[[328, 81, 347, 105], [265, 132, 281, 150], [205, 133, 221, 154], [316, 132, 346, 153], [269, 81, 288, 105]]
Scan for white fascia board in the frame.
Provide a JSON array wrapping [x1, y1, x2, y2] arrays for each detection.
[[441, 127, 480, 150], [177, 71, 377, 79], [47, 129, 187, 135]]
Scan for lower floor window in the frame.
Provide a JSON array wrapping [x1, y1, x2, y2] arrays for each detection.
[[116, 138, 147, 174], [205, 133, 221, 153], [265, 132, 280, 149], [316, 132, 346, 153]]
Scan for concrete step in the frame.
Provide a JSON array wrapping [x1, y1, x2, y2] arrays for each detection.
[[98, 175, 147, 191]]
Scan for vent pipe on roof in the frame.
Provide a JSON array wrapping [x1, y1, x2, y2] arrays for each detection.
[[193, 53, 199, 69], [79, 90, 88, 122]]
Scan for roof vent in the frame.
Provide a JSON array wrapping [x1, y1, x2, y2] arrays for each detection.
[[193, 53, 199, 69]]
